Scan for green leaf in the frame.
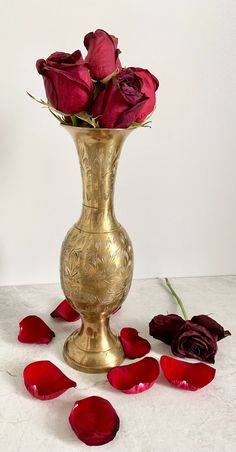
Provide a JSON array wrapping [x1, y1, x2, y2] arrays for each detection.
[[27, 92, 99, 127], [26, 92, 48, 106], [74, 111, 99, 128], [71, 115, 79, 126], [128, 120, 152, 129], [128, 110, 155, 129], [48, 108, 67, 124]]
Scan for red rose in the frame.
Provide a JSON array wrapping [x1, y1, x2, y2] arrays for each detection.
[[149, 314, 185, 345], [36, 50, 93, 114], [129, 67, 159, 122], [171, 321, 218, 364], [91, 68, 150, 128], [191, 315, 231, 340], [84, 29, 121, 82], [149, 313, 231, 364]]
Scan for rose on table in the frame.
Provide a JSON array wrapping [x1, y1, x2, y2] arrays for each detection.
[[149, 278, 231, 364], [18, 277, 231, 447]]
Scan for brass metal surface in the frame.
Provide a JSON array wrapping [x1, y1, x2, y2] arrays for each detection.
[[60, 127, 134, 373]]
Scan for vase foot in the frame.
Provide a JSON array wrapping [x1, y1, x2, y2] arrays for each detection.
[[63, 328, 125, 373]]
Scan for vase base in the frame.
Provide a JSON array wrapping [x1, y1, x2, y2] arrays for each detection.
[[63, 329, 125, 373]]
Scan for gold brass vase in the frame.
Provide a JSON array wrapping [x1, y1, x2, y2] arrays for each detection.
[[60, 126, 134, 373]]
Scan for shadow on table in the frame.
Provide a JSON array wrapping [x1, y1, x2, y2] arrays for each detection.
[[3, 362, 79, 444], [150, 339, 171, 355], [0, 289, 66, 346], [44, 398, 78, 444]]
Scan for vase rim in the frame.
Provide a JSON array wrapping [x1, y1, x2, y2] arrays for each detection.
[[61, 124, 133, 133]]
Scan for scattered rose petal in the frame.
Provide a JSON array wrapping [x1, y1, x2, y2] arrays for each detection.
[[149, 314, 185, 345], [160, 355, 216, 391], [69, 396, 120, 446], [112, 306, 121, 315], [50, 299, 81, 322], [191, 315, 231, 341], [18, 315, 55, 344], [119, 327, 151, 359], [23, 360, 76, 400], [107, 357, 160, 394]]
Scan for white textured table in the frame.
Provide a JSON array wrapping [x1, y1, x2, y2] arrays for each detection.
[[0, 277, 235, 452]]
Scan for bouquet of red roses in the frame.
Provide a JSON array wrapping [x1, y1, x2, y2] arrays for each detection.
[[33, 29, 159, 129]]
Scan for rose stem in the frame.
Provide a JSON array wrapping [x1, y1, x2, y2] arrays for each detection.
[[164, 278, 189, 320], [71, 115, 78, 127]]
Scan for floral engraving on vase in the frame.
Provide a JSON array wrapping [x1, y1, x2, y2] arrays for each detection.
[[61, 225, 133, 314], [60, 128, 134, 319], [80, 141, 120, 208], [60, 128, 134, 371]]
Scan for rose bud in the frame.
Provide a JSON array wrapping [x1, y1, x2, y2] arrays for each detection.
[[91, 68, 149, 128], [84, 29, 122, 82], [128, 67, 159, 122], [171, 321, 218, 364], [191, 315, 231, 341], [149, 314, 185, 345], [36, 50, 93, 114]]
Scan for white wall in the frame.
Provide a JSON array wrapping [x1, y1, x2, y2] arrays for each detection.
[[1, 0, 236, 286]]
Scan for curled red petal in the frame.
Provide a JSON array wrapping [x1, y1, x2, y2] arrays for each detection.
[[23, 360, 76, 400], [160, 355, 216, 391], [119, 327, 151, 359], [107, 357, 160, 394], [69, 396, 120, 446], [18, 315, 55, 344], [191, 315, 231, 341], [112, 306, 121, 315], [149, 314, 185, 345], [50, 299, 80, 322]]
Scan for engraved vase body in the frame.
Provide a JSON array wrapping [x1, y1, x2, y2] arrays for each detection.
[[60, 127, 133, 373]]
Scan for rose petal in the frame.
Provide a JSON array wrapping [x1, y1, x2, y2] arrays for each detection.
[[23, 360, 76, 400], [50, 299, 81, 322], [107, 357, 160, 394], [160, 355, 216, 391], [18, 315, 55, 344], [119, 327, 151, 359], [149, 314, 185, 345], [191, 315, 231, 341], [69, 396, 119, 446], [112, 306, 121, 315]]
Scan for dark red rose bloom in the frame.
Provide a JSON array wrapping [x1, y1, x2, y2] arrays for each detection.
[[91, 68, 149, 128], [36, 50, 93, 114], [128, 67, 159, 122], [191, 315, 231, 341], [149, 314, 185, 345], [149, 312, 230, 364], [84, 29, 121, 81], [171, 321, 218, 364]]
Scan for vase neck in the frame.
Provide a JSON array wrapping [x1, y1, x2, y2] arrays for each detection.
[[64, 128, 131, 233]]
